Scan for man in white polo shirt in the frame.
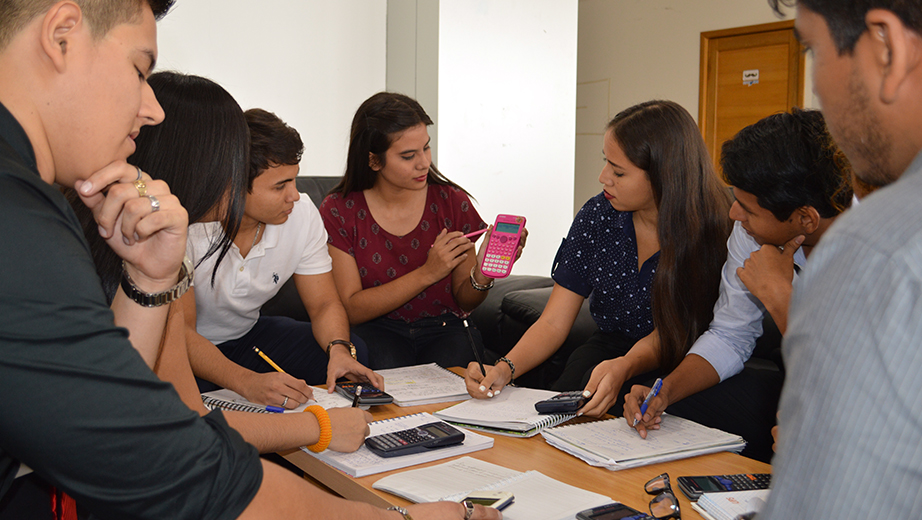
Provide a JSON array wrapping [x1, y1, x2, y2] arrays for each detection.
[[186, 108, 382, 409]]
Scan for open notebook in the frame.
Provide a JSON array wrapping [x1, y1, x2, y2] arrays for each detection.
[[201, 387, 358, 413], [375, 363, 470, 406], [372, 456, 612, 520], [433, 386, 575, 437], [304, 412, 493, 477], [541, 415, 745, 470]]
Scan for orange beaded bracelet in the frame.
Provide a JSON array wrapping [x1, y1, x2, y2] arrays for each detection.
[[303, 405, 332, 452]]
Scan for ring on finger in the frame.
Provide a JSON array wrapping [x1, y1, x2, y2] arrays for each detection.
[[135, 165, 143, 181], [148, 195, 160, 213], [133, 179, 147, 197], [463, 500, 475, 520], [282, 396, 289, 407]]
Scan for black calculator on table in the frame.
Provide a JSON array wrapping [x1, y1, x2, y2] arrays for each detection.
[[535, 391, 586, 414], [364, 421, 465, 458], [676, 473, 771, 500]]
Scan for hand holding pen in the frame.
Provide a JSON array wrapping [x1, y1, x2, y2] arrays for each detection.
[[625, 378, 665, 439]]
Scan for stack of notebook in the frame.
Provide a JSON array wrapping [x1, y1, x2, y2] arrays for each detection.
[[541, 414, 746, 470], [433, 386, 575, 437]]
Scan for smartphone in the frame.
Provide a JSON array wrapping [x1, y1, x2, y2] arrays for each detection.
[[534, 391, 586, 414], [676, 473, 771, 501], [334, 381, 394, 406], [480, 214, 526, 279], [459, 491, 514, 511], [364, 421, 465, 458], [576, 502, 652, 520]]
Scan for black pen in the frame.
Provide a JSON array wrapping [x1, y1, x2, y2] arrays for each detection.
[[352, 385, 362, 408], [463, 319, 486, 376]]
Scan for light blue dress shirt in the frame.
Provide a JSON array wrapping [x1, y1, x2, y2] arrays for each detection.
[[686, 221, 806, 381]]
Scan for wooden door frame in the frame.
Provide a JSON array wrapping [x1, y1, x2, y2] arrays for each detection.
[[698, 20, 805, 145]]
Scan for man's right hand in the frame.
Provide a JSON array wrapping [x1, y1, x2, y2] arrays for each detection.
[[623, 384, 666, 438], [236, 371, 314, 409], [327, 408, 373, 453]]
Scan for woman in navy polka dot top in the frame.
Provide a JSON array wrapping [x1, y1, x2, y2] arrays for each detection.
[[321, 93, 522, 370], [466, 100, 732, 416]]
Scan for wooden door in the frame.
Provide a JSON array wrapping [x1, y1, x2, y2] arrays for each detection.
[[699, 20, 804, 174]]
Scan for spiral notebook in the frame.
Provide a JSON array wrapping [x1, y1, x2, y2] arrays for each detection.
[[433, 386, 575, 437], [372, 456, 612, 520], [541, 415, 745, 470], [201, 387, 357, 414], [304, 412, 494, 477]]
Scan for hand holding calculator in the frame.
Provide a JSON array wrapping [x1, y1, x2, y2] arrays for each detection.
[[479, 214, 526, 279], [535, 391, 587, 414]]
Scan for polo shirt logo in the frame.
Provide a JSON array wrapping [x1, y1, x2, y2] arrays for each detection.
[[272, 273, 279, 284]]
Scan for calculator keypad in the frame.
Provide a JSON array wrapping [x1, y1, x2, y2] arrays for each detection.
[[716, 473, 771, 491], [482, 235, 517, 276]]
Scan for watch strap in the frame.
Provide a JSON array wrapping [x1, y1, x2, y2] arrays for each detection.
[[326, 339, 357, 360], [120, 256, 193, 308]]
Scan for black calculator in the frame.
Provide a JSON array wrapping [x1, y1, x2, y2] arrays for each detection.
[[535, 391, 586, 414], [676, 473, 772, 500], [365, 421, 465, 458]]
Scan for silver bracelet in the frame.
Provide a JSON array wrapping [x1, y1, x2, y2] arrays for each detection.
[[386, 506, 414, 520], [469, 266, 494, 291], [498, 356, 515, 385]]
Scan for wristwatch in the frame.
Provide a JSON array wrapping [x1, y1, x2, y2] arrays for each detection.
[[386, 506, 414, 520], [326, 339, 357, 360], [120, 256, 193, 307]]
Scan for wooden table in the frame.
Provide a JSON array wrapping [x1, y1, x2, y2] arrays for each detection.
[[282, 380, 771, 517]]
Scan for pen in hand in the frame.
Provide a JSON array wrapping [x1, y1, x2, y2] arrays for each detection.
[[633, 378, 663, 427], [463, 319, 486, 377], [352, 385, 362, 408], [253, 346, 287, 374]]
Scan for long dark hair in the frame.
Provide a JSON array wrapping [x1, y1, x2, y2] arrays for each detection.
[[331, 91, 469, 197], [609, 100, 732, 373], [67, 71, 249, 300]]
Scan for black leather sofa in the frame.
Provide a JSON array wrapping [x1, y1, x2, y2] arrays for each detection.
[[260, 176, 597, 389]]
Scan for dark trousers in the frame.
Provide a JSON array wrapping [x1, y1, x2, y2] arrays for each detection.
[[196, 315, 368, 392], [666, 363, 783, 464], [551, 329, 660, 413], [354, 314, 482, 370]]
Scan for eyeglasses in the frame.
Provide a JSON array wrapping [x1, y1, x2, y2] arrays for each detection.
[[644, 473, 681, 519]]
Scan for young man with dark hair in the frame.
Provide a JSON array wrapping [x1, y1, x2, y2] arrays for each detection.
[[0, 2, 496, 519], [756, 0, 922, 517], [185, 108, 383, 409], [624, 109, 853, 463]]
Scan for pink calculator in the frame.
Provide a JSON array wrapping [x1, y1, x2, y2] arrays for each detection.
[[480, 214, 526, 279]]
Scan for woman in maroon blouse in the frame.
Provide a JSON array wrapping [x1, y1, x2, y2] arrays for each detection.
[[321, 92, 521, 370]]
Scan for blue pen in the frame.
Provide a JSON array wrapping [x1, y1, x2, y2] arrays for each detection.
[[632, 378, 663, 427], [266, 405, 285, 413]]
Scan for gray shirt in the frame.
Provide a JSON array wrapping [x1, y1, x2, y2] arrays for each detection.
[[759, 152, 922, 518]]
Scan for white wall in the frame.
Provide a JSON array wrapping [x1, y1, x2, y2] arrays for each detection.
[[438, 0, 579, 276], [156, 1, 387, 178]]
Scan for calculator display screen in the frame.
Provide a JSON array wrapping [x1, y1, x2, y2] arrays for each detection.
[[422, 425, 450, 438], [495, 222, 520, 234], [690, 477, 724, 491]]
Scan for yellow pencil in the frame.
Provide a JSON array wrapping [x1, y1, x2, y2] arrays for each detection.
[[252, 346, 287, 374]]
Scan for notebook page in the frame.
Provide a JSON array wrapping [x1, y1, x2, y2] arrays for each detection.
[[544, 416, 744, 463], [462, 471, 612, 520], [434, 386, 566, 429], [375, 363, 469, 405], [373, 456, 522, 503]]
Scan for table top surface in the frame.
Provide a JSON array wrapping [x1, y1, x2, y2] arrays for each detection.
[[282, 375, 771, 518]]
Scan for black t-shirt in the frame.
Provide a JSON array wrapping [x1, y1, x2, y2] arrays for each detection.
[[0, 102, 262, 520]]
